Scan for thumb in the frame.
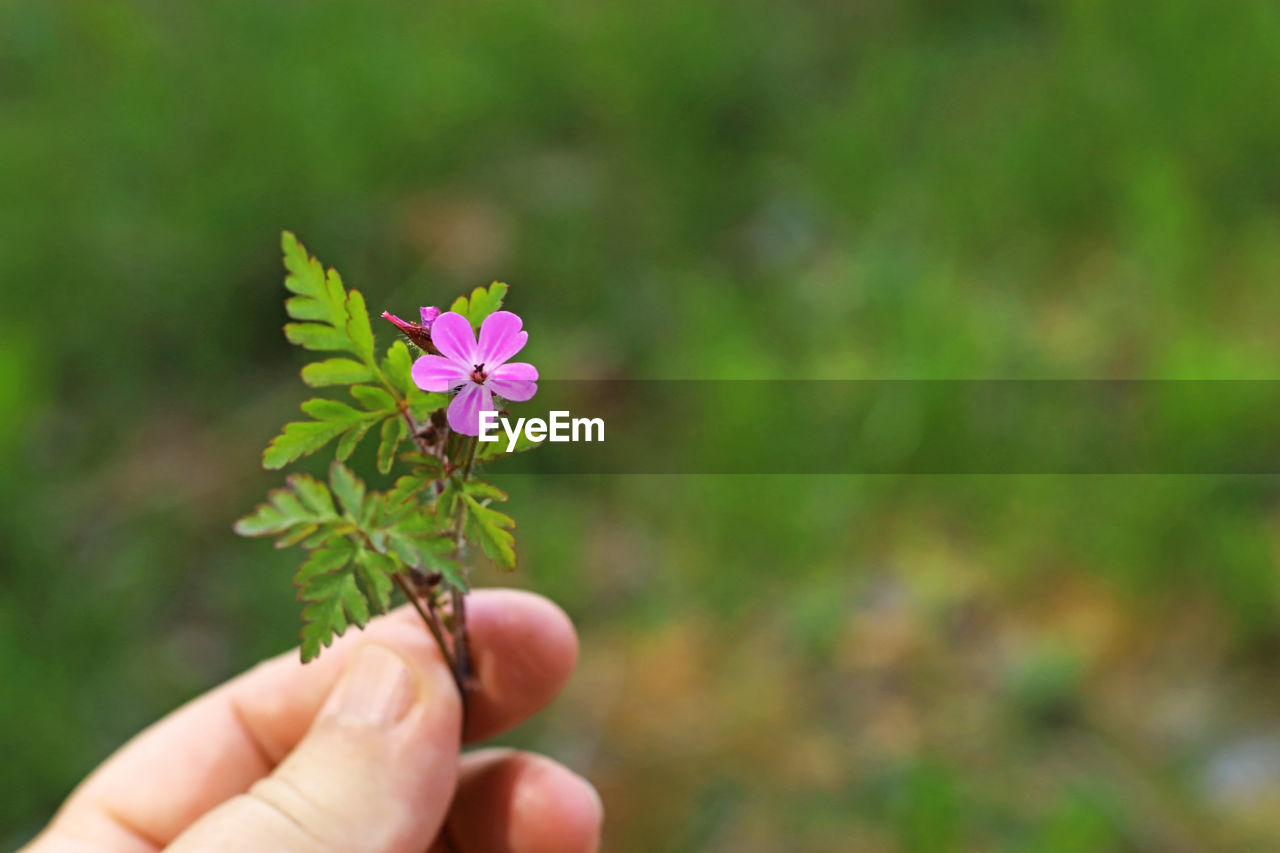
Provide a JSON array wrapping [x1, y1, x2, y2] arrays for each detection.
[[169, 643, 462, 853]]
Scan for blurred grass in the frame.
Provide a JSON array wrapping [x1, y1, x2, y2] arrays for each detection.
[[4, 0, 1280, 850]]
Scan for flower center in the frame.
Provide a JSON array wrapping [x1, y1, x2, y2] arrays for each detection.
[[470, 363, 487, 384]]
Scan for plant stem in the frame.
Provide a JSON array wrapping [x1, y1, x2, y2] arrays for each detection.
[[450, 435, 480, 686], [399, 403, 433, 456], [450, 586, 473, 687], [391, 572, 461, 691], [460, 434, 479, 480]]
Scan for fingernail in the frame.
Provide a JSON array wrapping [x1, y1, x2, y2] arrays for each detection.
[[325, 644, 416, 727]]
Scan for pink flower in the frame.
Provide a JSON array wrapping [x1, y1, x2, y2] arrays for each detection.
[[410, 310, 537, 435], [381, 306, 440, 350]]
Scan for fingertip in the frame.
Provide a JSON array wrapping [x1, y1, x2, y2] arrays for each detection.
[[511, 756, 602, 853], [450, 750, 602, 853], [465, 590, 579, 742]]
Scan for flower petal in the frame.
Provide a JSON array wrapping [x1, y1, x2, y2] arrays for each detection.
[[477, 310, 528, 367], [447, 381, 493, 436], [419, 306, 441, 328], [487, 361, 538, 401], [411, 354, 469, 392], [430, 311, 477, 364]]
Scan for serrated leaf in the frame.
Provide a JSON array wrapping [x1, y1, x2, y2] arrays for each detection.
[[351, 384, 396, 412], [301, 358, 375, 388], [345, 289, 376, 363], [287, 474, 336, 516], [329, 462, 367, 519], [386, 526, 467, 590], [463, 493, 516, 570], [408, 390, 451, 420], [298, 572, 369, 662], [300, 398, 368, 422], [463, 480, 508, 502], [266, 398, 382, 467], [235, 476, 341, 547], [436, 479, 461, 524], [354, 549, 396, 612], [284, 295, 331, 322], [279, 234, 378, 368], [377, 416, 407, 474], [263, 420, 349, 469], [292, 538, 370, 662], [386, 477, 425, 510], [452, 281, 509, 330], [335, 420, 375, 462], [284, 322, 352, 352], [383, 340, 416, 394], [295, 539, 357, 585]]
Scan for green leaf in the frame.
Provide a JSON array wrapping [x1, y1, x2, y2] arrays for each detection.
[[298, 573, 369, 662], [386, 525, 467, 590], [301, 358, 375, 388], [463, 493, 517, 570], [400, 452, 446, 477], [301, 398, 368, 422], [263, 397, 385, 469], [463, 479, 508, 502], [289, 473, 337, 517], [351, 384, 396, 412], [377, 416, 407, 474], [279, 233, 380, 367], [287, 521, 378, 661], [234, 475, 340, 546], [295, 538, 357, 585], [284, 322, 352, 352], [345, 289, 376, 363], [335, 420, 375, 462], [263, 419, 349, 470], [436, 479, 462, 524], [329, 462, 367, 519], [408, 391, 451, 420], [451, 281, 509, 329], [382, 340, 416, 394], [354, 549, 396, 613]]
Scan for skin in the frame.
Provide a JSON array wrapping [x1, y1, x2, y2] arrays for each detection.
[[23, 589, 602, 853]]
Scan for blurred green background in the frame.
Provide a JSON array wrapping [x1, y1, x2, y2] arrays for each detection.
[[5, 1, 1280, 850]]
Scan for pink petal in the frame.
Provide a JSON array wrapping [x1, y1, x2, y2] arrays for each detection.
[[419, 306, 441, 328], [477, 310, 528, 367], [411, 354, 469, 392], [487, 361, 538, 401], [447, 381, 493, 436], [430, 311, 477, 364]]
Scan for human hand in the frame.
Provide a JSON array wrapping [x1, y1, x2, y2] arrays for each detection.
[[24, 590, 602, 852]]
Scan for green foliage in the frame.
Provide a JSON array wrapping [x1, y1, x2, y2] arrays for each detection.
[[295, 539, 369, 662], [448, 281, 509, 329], [233, 473, 339, 547], [263, 397, 386, 469], [460, 480, 517, 570], [300, 358, 376, 388]]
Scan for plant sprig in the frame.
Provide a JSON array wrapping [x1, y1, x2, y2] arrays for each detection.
[[236, 232, 536, 698]]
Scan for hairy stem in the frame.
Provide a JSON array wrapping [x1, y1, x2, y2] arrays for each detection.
[[391, 572, 461, 689], [450, 436, 479, 687]]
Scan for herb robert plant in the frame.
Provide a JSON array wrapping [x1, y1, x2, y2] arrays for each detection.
[[236, 233, 541, 702]]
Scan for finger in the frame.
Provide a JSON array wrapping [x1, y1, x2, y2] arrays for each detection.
[[35, 590, 576, 851], [436, 749, 602, 853], [167, 643, 460, 852]]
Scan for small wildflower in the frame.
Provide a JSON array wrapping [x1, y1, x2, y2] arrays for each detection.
[[410, 311, 537, 435]]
